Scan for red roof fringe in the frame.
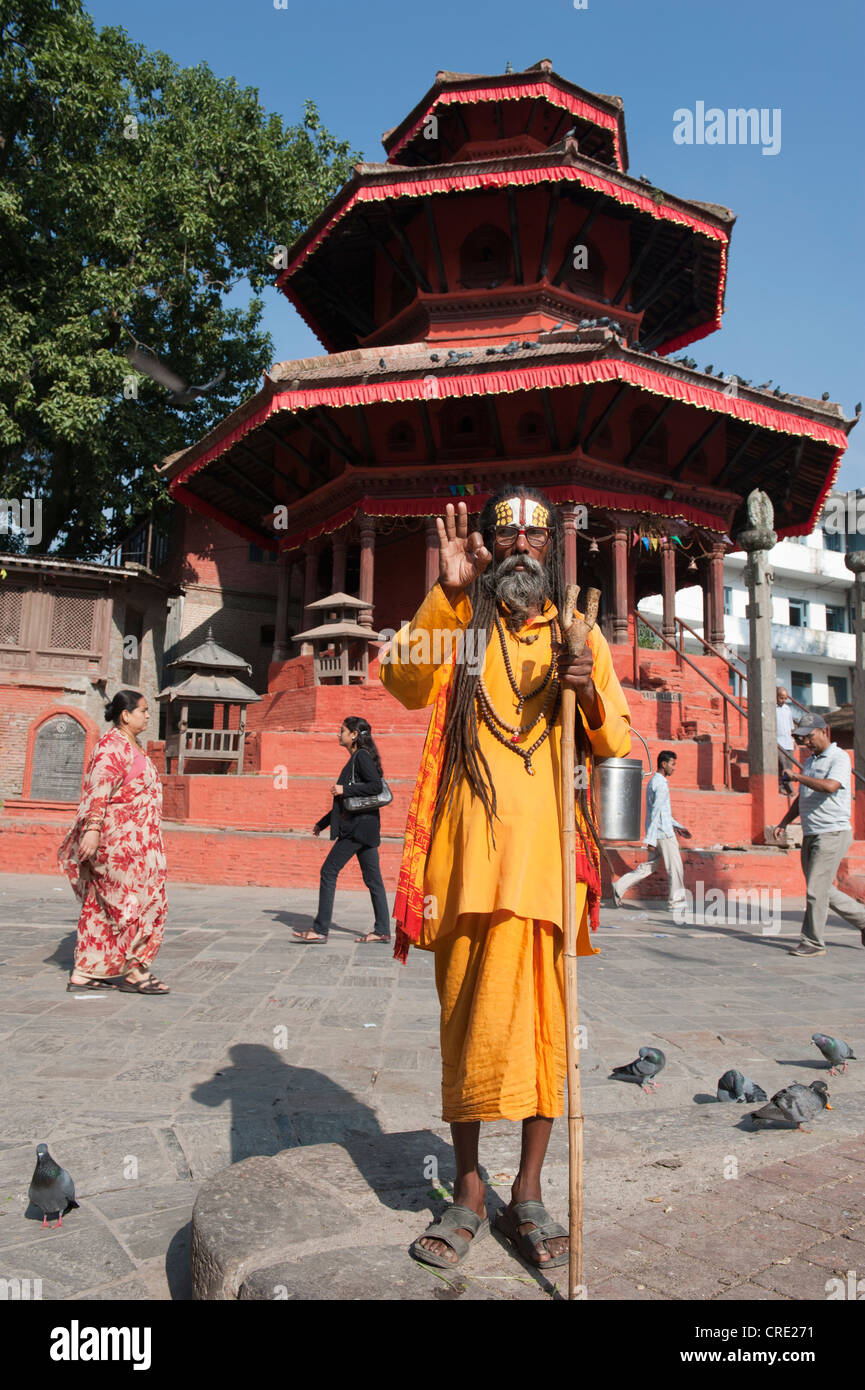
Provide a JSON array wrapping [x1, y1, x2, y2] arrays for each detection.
[[387, 82, 621, 166]]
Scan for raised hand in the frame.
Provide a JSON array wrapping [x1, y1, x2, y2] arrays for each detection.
[[436, 501, 491, 598]]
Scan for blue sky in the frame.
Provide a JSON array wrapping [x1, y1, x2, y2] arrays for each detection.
[[86, 0, 864, 490]]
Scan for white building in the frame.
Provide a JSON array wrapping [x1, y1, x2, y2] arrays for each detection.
[[639, 490, 861, 712]]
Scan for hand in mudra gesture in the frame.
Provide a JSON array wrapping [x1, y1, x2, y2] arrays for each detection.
[[437, 501, 491, 596]]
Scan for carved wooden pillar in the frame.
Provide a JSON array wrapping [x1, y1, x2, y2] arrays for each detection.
[[660, 537, 676, 644], [303, 540, 319, 615], [331, 530, 347, 594], [709, 541, 726, 646], [425, 516, 439, 593], [560, 503, 580, 589], [358, 514, 376, 627], [272, 552, 292, 662], [611, 526, 629, 643]]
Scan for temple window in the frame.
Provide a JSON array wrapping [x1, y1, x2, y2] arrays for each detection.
[[386, 419, 416, 453], [516, 411, 547, 449], [50, 590, 96, 650], [561, 241, 605, 298], [440, 399, 492, 452], [459, 224, 512, 288]]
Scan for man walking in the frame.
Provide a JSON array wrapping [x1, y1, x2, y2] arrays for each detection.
[[774, 713, 865, 957], [381, 491, 631, 1270], [776, 686, 796, 793], [611, 751, 690, 912]]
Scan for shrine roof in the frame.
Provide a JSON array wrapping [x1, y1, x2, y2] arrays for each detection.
[[158, 331, 854, 550], [168, 628, 253, 674], [380, 60, 629, 170], [279, 143, 734, 290], [157, 672, 261, 703], [293, 620, 384, 642]]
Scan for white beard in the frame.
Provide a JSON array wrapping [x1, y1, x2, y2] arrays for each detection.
[[493, 555, 548, 625]]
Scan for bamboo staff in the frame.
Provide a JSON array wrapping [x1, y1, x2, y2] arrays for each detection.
[[560, 583, 600, 1301]]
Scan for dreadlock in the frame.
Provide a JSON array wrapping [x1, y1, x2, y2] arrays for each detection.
[[432, 486, 602, 864]]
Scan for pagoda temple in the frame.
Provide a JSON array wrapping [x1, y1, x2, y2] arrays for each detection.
[[159, 59, 854, 659]]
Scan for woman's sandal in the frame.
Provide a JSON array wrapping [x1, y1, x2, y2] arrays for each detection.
[[66, 977, 118, 992], [118, 973, 170, 995], [355, 932, 390, 944], [292, 930, 327, 943], [409, 1204, 490, 1269], [494, 1201, 569, 1268]]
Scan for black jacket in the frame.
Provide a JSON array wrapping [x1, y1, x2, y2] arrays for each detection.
[[314, 747, 384, 848]]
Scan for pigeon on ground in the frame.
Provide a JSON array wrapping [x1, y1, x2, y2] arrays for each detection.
[[717, 1069, 767, 1103], [28, 1144, 79, 1229], [812, 1034, 857, 1074], [126, 347, 226, 406], [750, 1081, 832, 1130], [610, 1047, 666, 1092]]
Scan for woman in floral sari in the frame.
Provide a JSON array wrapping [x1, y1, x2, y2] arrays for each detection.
[[58, 690, 169, 995]]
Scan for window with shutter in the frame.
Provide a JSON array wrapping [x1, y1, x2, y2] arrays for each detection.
[[0, 587, 24, 645], [50, 592, 95, 651]]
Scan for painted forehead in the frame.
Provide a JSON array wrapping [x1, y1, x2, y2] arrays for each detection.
[[494, 496, 551, 528]]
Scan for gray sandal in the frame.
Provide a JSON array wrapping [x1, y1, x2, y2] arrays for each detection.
[[410, 1204, 490, 1268], [495, 1200, 569, 1268]]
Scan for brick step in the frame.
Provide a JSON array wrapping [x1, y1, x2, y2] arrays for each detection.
[[5, 816, 862, 897], [0, 818, 405, 890], [160, 773, 415, 832], [159, 774, 759, 836], [241, 728, 744, 789]]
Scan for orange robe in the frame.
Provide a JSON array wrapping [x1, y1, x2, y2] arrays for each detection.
[[381, 583, 631, 1121]]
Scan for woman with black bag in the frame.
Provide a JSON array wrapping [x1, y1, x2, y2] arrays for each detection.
[[295, 716, 392, 944]]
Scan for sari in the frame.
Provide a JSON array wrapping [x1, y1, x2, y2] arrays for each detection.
[[58, 727, 167, 979]]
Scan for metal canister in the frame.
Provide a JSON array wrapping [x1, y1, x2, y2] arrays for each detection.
[[594, 756, 645, 843]]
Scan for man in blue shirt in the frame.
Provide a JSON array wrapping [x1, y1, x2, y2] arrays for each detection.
[[612, 750, 690, 912], [775, 712, 865, 957]]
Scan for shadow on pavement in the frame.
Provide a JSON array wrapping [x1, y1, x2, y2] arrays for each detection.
[[190, 1043, 453, 1214]]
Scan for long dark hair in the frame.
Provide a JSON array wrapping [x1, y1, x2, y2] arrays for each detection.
[[343, 716, 383, 773], [433, 486, 599, 860], [105, 690, 144, 725]]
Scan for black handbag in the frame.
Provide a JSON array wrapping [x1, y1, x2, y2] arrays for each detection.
[[342, 754, 393, 812]]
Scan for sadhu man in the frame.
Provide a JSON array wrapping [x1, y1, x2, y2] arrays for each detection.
[[380, 487, 631, 1270]]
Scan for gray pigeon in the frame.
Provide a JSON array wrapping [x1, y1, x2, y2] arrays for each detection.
[[610, 1047, 666, 1092], [717, 1069, 767, 1103], [28, 1144, 79, 1228], [750, 1081, 832, 1130], [812, 1034, 857, 1075]]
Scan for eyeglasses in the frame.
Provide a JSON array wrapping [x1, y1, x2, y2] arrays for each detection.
[[494, 525, 550, 547]]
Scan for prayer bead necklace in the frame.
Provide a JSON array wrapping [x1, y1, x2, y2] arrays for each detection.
[[477, 682, 561, 776], [475, 614, 562, 774], [495, 612, 559, 712]]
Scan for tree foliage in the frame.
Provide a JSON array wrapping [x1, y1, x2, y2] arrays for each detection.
[[0, 0, 360, 554]]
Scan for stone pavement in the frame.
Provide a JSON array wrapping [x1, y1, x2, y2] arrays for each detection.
[[0, 871, 862, 1300]]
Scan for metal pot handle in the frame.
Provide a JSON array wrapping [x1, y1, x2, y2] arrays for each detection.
[[629, 727, 652, 777]]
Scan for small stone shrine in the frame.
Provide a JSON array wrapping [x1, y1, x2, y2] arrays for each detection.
[[158, 629, 261, 774]]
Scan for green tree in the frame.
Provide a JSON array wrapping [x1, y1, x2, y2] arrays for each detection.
[[0, 0, 359, 554]]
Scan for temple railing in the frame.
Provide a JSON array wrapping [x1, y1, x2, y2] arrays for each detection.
[[637, 614, 746, 790]]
